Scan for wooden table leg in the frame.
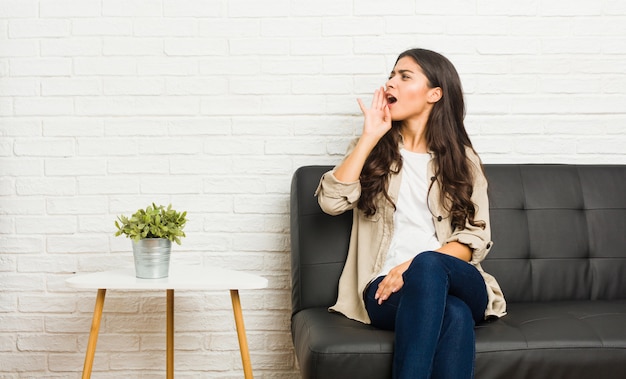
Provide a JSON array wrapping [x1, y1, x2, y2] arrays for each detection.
[[82, 288, 106, 379], [167, 289, 174, 379], [230, 289, 253, 379]]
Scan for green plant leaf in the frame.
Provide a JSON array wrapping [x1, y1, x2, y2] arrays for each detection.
[[114, 203, 187, 246]]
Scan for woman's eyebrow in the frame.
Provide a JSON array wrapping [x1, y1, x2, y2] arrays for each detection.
[[390, 69, 414, 75]]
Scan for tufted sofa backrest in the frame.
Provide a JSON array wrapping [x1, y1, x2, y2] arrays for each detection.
[[290, 165, 626, 315], [481, 165, 626, 302]]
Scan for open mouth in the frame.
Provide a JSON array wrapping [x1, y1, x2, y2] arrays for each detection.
[[387, 95, 397, 104]]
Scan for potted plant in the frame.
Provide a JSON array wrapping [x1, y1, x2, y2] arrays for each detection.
[[115, 203, 187, 279]]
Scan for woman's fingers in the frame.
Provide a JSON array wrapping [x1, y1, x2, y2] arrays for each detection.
[[357, 98, 367, 115], [374, 260, 411, 304], [373, 87, 387, 110], [360, 87, 388, 114], [383, 99, 391, 121], [373, 87, 382, 109], [357, 87, 392, 142], [375, 275, 403, 304]]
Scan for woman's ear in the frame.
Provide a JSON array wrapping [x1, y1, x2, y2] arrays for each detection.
[[428, 87, 442, 103]]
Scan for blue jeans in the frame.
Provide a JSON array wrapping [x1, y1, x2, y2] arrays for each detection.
[[364, 251, 488, 379]]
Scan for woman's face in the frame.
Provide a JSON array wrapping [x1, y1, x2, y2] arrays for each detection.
[[385, 56, 441, 122]]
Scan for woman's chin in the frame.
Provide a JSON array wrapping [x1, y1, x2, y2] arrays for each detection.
[[389, 111, 402, 121]]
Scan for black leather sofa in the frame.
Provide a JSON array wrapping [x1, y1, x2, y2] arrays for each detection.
[[290, 164, 626, 379]]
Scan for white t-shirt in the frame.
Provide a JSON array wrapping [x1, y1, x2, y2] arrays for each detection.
[[377, 149, 440, 277]]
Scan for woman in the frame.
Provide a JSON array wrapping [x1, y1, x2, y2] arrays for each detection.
[[316, 48, 507, 379]]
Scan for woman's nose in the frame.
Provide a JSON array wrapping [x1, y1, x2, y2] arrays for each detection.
[[385, 77, 395, 90]]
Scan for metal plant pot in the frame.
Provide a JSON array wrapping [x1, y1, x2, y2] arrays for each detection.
[[132, 238, 172, 279]]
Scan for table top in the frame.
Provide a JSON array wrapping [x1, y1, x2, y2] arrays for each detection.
[[65, 264, 268, 291]]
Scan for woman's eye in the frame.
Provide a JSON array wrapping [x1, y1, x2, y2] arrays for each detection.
[[402, 75, 410, 80]]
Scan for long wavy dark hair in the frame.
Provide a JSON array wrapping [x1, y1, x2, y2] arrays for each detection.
[[358, 48, 485, 231]]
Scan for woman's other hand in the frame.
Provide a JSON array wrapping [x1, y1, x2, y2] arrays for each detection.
[[375, 259, 411, 305]]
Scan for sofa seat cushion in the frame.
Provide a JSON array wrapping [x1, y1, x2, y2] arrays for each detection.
[[292, 308, 393, 379], [292, 300, 626, 379], [476, 300, 626, 378]]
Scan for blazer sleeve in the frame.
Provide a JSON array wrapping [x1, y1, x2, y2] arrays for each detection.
[[315, 138, 361, 216], [443, 150, 493, 264]]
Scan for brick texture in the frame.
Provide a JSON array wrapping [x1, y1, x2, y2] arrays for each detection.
[[1, 0, 626, 377]]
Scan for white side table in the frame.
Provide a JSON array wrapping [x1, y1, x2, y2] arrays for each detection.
[[66, 264, 268, 379]]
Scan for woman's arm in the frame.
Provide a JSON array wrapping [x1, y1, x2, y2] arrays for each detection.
[[317, 87, 393, 216], [334, 87, 392, 182], [315, 168, 361, 216], [443, 151, 492, 264], [436, 241, 471, 262]]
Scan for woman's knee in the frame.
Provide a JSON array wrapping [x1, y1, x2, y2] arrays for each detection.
[[411, 251, 445, 269], [405, 251, 445, 278], [402, 251, 447, 291]]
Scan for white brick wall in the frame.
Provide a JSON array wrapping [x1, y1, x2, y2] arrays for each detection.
[[1, 0, 625, 377]]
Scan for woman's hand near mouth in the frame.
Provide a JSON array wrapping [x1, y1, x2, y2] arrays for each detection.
[[333, 87, 393, 182], [357, 86, 393, 144]]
